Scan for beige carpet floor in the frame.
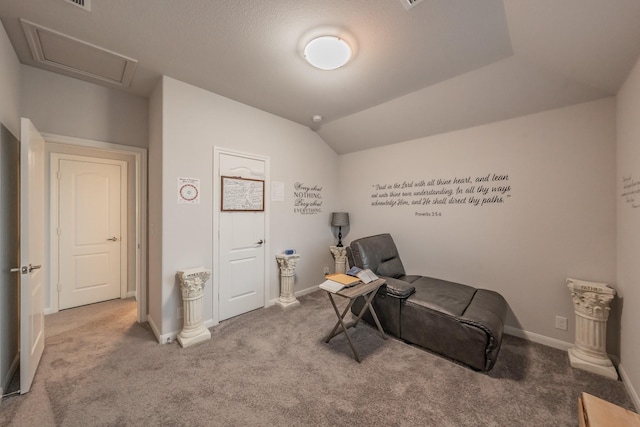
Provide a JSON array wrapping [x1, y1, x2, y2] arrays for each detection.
[[0, 291, 635, 426]]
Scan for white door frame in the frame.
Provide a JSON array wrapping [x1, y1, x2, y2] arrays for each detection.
[[50, 154, 128, 310], [44, 133, 148, 323], [212, 147, 270, 326]]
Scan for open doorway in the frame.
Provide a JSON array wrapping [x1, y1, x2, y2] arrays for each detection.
[[44, 134, 147, 322]]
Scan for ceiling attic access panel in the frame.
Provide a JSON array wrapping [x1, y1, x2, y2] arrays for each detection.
[[21, 19, 137, 87]]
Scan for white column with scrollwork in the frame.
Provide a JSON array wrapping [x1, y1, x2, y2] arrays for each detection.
[[177, 267, 212, 348], [566, 278, 617, 379], [275, 254, 300, 308], [330, 246, 348, 274]]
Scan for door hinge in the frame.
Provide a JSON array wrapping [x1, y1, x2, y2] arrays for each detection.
[[57, 227, 61, 236], [57, 170, 61, 180], [57, 283, 62, 292]]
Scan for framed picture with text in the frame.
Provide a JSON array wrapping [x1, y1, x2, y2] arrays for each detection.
[[221, 176, 265, 211]]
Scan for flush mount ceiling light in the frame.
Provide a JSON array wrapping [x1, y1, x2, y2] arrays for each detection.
[[304, 36, 351, 70]]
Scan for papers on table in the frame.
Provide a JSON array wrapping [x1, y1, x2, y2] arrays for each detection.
[[319, 269, 381, 293], [325, 273, 361, 286], [319, 279, 346, 293], [346, 267, 379, 284]]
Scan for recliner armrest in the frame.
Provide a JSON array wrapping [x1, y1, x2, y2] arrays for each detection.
[[381, 277, 415, 299]]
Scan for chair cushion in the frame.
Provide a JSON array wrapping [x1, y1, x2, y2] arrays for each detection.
[[349, 233, 406, 278], [405, 276, 477, 316]]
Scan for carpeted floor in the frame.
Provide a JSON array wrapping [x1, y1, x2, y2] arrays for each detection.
[[0, 291, 635, 426]]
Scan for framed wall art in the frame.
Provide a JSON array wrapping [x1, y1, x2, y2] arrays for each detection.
[[221, 176, 265, 211]]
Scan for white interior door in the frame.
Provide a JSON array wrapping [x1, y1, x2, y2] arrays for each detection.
[[56, 158, 126, 310], [19, 118, 45, 394], [218, 152, 266, 321]]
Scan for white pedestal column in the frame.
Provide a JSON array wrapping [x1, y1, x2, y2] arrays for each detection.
[[177, 267, 212, 348], [566, 278, 617, 380], [275, 254, 300, 308], [330, 246, 348, 274]]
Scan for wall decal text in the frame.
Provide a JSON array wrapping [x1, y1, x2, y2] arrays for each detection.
[[294, 182, 323, 215], [370, 173, 512, 216], [622, 174, 640, 209]]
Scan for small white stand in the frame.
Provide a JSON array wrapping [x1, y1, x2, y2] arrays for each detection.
[[330, 246, 348, 274], [566, 278, 618, 380], [176, 267, 212, 348], [275, 254, 300, 308]]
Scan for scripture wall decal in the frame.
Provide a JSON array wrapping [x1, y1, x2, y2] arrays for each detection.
[[293, 182, 323, 215], [370, 173, 512, 217], [621, 174, 640, 209]]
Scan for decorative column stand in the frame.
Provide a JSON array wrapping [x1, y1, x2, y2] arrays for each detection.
[[176, 267, 212, 348], [275, 254, 301, 308], [566, 278, 617, 380], [330, 246, 348, 274]]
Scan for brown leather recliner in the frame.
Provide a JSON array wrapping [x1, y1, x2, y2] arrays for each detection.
[[347, 233, 507, 371]]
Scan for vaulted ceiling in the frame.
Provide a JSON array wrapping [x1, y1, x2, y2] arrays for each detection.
[[2, 0, 640, 153]]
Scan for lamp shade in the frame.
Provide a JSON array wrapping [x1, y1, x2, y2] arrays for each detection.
[[331, 212, 349, 227]]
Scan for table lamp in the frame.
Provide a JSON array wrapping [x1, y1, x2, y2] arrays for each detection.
[[331, 212, 349, 247]]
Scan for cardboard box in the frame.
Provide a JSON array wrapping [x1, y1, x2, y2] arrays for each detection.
[[579, 392, 640, 427]]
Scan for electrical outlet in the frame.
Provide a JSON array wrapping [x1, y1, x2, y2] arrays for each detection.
[[324, 266, 330, 275], [177, 307, 183, 319], [555, 315, 568, 331]]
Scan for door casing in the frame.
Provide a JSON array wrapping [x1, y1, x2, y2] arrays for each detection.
[[45, 133, 147, 322]]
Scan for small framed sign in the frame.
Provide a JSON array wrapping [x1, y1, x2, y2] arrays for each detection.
[[221, 176, 265, 211]]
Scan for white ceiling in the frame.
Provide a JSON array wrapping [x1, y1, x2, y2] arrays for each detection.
[[2, 0, 640, 154]]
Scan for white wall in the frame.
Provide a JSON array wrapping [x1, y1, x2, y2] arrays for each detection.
[[147, 78, 163, 328], [616, 54, 640, 409], [20, 65, 148, 148], [18, 65, 148, 315], [0, 22, 20, 137], [339, 98, 617, 349], [151, 76, 339, 337]]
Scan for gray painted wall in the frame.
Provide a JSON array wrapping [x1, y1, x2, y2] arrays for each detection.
[[0, 21, 21, 397], [339, 98, 617, 349], [149, 76, 340, 338], [20, 65, 149, 149], [617, 54, 640, 409]]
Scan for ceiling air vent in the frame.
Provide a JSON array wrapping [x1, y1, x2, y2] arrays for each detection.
[[64, 0, 91, 12], [400, 0, 425, 10]]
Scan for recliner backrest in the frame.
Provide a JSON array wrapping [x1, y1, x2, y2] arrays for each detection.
[[348, 233, 406, 278]]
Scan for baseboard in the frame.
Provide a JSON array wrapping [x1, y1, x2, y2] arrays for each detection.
[[504, 325, 572, 351], [126, 291, 136, 299], [618, 364, 640, 412], [268, 285, 320, 306], [296, 285, 321, 298]]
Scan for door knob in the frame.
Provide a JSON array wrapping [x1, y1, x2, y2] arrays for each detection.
[[11, 265, 42, 274], [107, 237, 118, 241], [256, 239, 264, 245]]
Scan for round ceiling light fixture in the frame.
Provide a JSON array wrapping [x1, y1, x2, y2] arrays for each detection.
[[304, 36, 352, 70]]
